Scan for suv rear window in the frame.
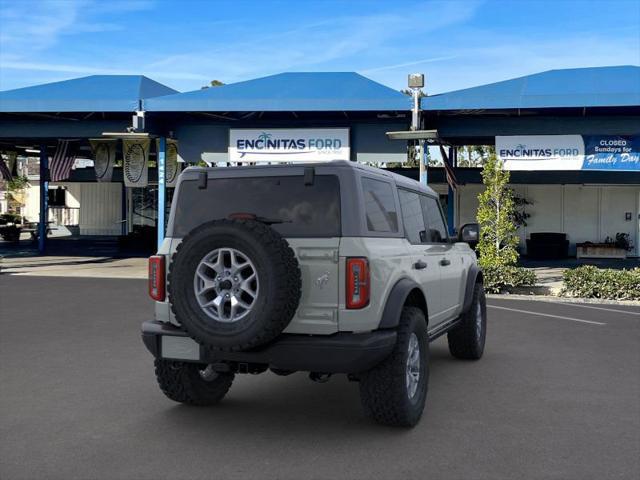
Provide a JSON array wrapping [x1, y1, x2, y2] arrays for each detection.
[[171, 175, 341, 238]]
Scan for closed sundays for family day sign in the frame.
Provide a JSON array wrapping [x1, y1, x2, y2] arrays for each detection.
[[497, 135, 640, 171], [229, 128, 350, 162]]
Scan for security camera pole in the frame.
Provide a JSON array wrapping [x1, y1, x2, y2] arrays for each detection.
[[408, 73, 426, 185]]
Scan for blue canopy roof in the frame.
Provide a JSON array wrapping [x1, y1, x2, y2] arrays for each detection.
[[0, 75, 178, 113], [145, 72, 411, 112], [422, 66, 640, 111]]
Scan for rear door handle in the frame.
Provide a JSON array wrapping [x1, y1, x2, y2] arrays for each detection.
[[413, 260, 427, 270], [439, 258, 451, 266]]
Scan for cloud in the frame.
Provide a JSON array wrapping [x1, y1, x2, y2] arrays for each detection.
[[0, 60, 209, 81], [139, 1, 484, 89], [0, 0, 153, 55], [417, 29, 640, 94], [361, 56, 459, 74]]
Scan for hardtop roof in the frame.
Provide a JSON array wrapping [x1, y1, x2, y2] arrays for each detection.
[[182, 161, 437, 196]]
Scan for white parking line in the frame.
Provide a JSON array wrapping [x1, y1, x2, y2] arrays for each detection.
[[488, 305, 607, 326], [542, 302, 640, 316]]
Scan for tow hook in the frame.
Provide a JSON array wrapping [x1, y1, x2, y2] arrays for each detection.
[[309, 372, 332, 383]]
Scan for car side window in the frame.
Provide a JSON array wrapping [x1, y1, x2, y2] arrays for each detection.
[[398, 189, 427, 244], [361, 177, 398, 233], [420, 195, 449, 243]]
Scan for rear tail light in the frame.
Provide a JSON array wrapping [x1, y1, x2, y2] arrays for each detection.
[[346, 257, 370, 309], [149, 255, 166, 301]]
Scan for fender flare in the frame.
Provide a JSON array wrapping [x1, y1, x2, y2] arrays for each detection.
[[462, 264, 483, 313], [378, 278, 426, 329]]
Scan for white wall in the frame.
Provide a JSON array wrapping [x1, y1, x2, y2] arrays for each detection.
[[78, 183, 122, 235], [23, 182, 40, 222], [452, 183, 639, 257]]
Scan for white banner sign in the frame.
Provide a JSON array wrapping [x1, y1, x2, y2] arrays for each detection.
[[496, 135, 585, 170], [229, 128, 350, 163], [123, 138, 150, 187], [90, 139, 116, 182]]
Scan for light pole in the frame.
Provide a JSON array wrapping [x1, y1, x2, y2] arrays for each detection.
[[408, 73, 426, 185]]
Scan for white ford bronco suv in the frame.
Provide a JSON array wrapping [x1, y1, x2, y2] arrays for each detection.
[[143, 161, 485, 427]]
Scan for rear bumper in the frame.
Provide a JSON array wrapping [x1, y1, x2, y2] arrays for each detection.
[[141, 321, 397, 374]]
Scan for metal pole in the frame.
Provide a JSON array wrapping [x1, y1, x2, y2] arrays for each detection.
[[419, 140, 427, 185], [38, 144, 48, 254], [411, 89, 419, 131], [447, 146, 456, 235], [157, 137, 166, 249]]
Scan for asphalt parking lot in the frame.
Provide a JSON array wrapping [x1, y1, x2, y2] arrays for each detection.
[[1, 275, 638, 480]]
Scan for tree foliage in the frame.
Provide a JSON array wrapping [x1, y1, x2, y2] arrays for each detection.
[[201, 79, 225, 89], [476, 153, 519, 268], [456, 145, 495, 167]]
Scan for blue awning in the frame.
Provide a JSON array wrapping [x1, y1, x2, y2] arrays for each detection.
[[145, 72, 411, 112], [422, 66, 640, 111], [0, 75, 178, 113]]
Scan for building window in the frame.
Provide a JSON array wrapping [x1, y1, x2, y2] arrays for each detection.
[[48, 188, 66, 207]]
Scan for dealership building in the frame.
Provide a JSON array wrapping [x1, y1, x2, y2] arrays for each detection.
[[0, 65, 638, 257]]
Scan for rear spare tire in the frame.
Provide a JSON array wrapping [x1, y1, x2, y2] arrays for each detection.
[[168, 219, 301, 351]]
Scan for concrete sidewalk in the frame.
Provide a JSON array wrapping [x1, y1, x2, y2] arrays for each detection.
[[0, 255, 147, 278]]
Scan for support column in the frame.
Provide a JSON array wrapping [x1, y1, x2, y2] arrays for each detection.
[[121, 183, 127, 236], [447, 146, 456, 236], [157, 137, 166, 249], [419, 140, 427, 185], [38, 145, 48, 254]]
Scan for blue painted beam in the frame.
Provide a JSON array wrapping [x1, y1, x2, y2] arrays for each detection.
[[157, 137, 166, 250], [38, 145, 48, 254]]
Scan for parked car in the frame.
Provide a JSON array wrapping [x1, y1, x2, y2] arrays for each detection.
[[0, 213, 23, 242], [142, 161, 486, 427]]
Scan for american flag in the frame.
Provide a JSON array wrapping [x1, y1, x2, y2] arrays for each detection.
[[0, 157, 12, 181], [439, 145, 458, 190], [49, 140, 78, 182]]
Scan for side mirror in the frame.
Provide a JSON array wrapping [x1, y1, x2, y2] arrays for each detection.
[[458, 223, 479, 244]]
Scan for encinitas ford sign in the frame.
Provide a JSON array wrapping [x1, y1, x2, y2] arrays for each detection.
[[497, 135, 640, 171], [497, 135, 585, 170], [229, 128, 350, 162]]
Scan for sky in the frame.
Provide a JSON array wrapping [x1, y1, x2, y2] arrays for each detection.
[[0, 0, 639, 94]]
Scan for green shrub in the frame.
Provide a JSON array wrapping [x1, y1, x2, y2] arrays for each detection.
[[561, 266, 640, 300], [482, 265, 537, 294]]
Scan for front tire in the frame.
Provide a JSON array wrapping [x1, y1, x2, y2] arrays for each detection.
[[447, 282, 486, 360], [359, 307, 429, 427], [154, 359, 234, 406]]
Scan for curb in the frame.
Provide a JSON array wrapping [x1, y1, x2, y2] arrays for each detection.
[[487, 293, 640, 307]]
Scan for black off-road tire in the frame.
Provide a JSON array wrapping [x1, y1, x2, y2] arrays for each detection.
[[168, 219, 301, 351], [154, 358, 234, 406], [447, 282, 486, 360], [359, 307, 429, 427]]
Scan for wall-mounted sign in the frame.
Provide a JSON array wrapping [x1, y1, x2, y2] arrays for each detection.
[[497, 135, 640, 171], [229, 128, 350, 163], [582, 136, 640, 171], [496, 135, 585, 170], [122, 138, 150, 187], [90, 139, 116, 182]]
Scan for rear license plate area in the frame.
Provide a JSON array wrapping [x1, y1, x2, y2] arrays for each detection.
[[161, 336, 200, 361]]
